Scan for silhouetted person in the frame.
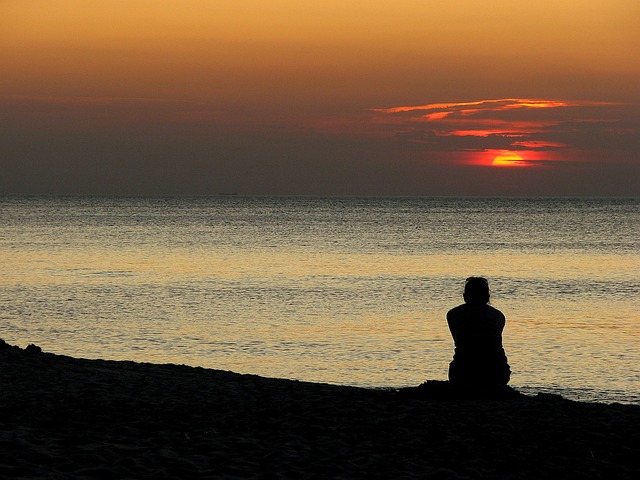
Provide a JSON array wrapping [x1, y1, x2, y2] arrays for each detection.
[[447, 277, 511, 386]]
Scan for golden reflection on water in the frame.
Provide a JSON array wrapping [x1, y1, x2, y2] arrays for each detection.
[[3, 248, 636, 283], [2, 245, 638, 399]]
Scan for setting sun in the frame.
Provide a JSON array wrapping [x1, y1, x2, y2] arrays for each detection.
[[492, 152, 526, 167]]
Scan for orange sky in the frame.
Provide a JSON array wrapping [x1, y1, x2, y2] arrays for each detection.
[[1, 1, 639, 195]]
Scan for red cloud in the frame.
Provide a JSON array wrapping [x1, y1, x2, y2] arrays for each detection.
[[369, 98, 633, 163]]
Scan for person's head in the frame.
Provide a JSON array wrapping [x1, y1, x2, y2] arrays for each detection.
[[463, 277, 490, 305]]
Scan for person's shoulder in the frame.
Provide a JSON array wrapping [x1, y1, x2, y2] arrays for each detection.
[[447, 304, 467, 314], [486, 305, 506, 320], [447, 304, 468, 319]]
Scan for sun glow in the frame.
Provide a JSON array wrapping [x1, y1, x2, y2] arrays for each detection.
[[492, 152, 526, 167]]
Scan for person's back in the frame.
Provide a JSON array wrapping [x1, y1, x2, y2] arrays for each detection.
[[447, 278, 511, 386]]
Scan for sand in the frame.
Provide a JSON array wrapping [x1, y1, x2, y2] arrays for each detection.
[[1, 339, 638, 479]]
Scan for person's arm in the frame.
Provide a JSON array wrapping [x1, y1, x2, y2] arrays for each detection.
[[446, 310, 458, 341]]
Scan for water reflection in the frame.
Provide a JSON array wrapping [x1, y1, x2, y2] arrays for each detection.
[[1, 196, 638, 404]]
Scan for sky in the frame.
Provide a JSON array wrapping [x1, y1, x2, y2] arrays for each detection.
[[1, 0, 639, 196]]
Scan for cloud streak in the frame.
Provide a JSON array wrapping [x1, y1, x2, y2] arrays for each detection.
[[370, 98, 638, 165]]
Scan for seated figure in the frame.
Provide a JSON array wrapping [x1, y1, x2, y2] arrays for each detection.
[[447, 277, 511, 386]]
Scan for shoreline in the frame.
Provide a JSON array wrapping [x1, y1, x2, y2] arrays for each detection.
[[2, 340, 639, 478]]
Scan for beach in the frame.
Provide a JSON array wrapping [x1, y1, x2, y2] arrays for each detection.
[[1, 340, 638, 479]]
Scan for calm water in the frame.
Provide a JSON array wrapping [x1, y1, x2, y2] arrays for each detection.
[[1, 196, 638, 404]]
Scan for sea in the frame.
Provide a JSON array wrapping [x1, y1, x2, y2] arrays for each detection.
[[1, 196, 638, 404]]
